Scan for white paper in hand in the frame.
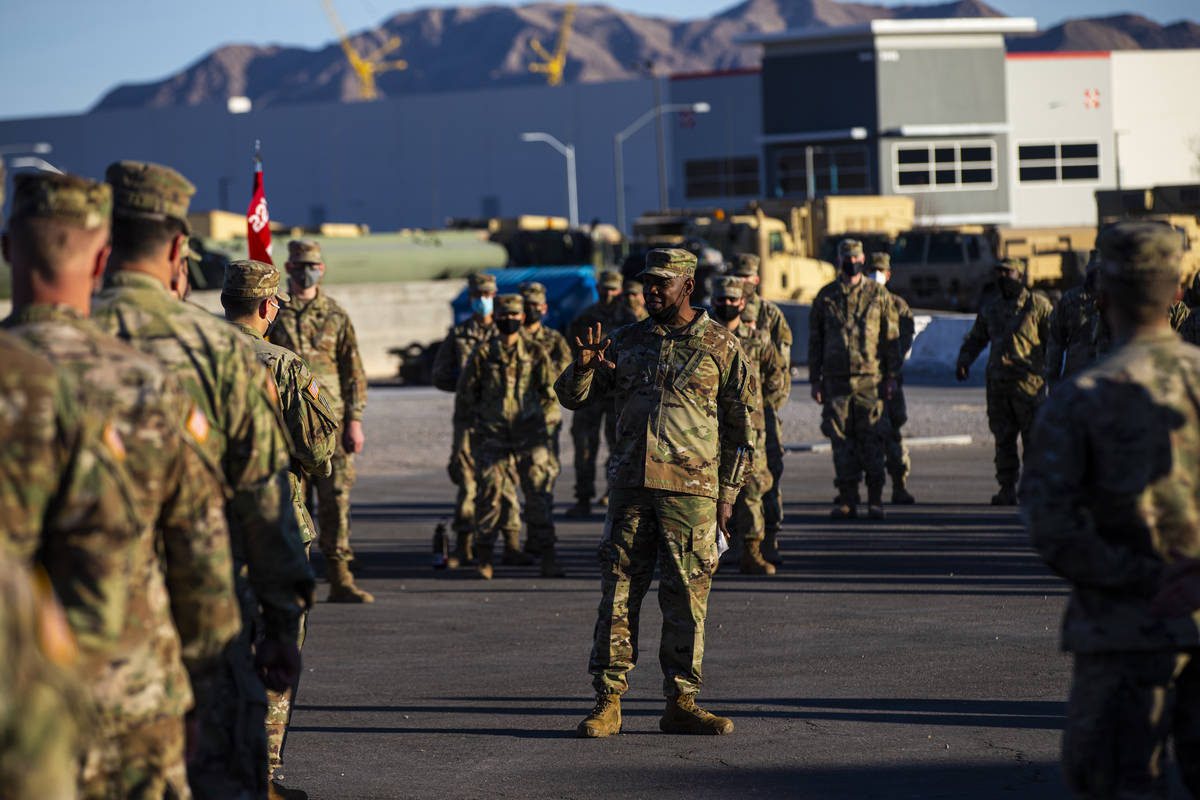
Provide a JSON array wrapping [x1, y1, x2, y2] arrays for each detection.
[[715, 522, 728, 556]]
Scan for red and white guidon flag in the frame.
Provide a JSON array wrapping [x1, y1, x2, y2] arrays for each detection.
[[247, 156, 273, 264]]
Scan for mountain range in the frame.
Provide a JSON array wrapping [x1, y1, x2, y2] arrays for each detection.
[[93, 0, 1200, 111]]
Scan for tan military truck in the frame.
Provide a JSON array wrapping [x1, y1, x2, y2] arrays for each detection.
[[1095, 184, 1200, 292], [887, 225, 1095, 312]]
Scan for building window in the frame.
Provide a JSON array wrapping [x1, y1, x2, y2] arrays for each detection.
[[1017, 141, 1100, 183], [773, 145, 871, 197], [892, 140, 997, 193], [684, 157, 760, 199]]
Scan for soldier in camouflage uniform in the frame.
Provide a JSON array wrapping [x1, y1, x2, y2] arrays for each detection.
[[1021, 221, 1200, 799], [623, 278, 648, 321], [730, 254, 793, 562], [222, 259, 340, 798], [557, 249, 754, 739], [956, 258, 1053, 505], [93, 161, 313, 800], [431, 272, 523, 567], [3, 171, 243, 800], [564, 269, 638, 517], [866, 253, 916, 504], [269, 239, 372, 603], [1045, 255, 1106, 387], [809, 240, 901, 521], [0, 551, 90, 800], [710, 277, 788, 576], [455, 294, 565, 579]]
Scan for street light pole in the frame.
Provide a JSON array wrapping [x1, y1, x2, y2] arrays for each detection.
[[519, 131, 579, 228], [613, 102, 711, 235]]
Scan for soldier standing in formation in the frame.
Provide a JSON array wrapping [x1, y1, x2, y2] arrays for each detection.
[[93, 160, 313, 800], [270, 240, 373, 603], [709, 277, 788, 576], [222, 258, 341, 798], [809, 239, 901, 521], [557, 248, 754, 739], [865, 253, 915, 504], [454, 294, 565, 579], [564, 269, 638, 517], [730, 254, 792, 563], [622, 277, 648, 320], [432, 272, 524, 568], [1045, 254, 1104, 388], [955, 258, 1053, 505], [1022, 221, 1200, 799]]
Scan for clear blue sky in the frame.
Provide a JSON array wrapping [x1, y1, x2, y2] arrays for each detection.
[[1, 0, 1194, 120]]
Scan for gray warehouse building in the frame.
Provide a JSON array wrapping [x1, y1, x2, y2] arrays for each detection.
[[1, 18, 1197, 233]]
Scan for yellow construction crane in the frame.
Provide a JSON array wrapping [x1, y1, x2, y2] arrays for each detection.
[[322, 0, 407, 101], [528, 3, 576, 87]]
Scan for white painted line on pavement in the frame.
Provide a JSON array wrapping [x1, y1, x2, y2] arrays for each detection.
[[785, 434, 973, 454]]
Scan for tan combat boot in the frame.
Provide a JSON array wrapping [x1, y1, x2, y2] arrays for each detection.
[[268, 780, 308, 800], [891, 476, 915, 505], [475, 544, 494, 580], [577, 693, 622, 738], [991, 484, 1018, 506], [866, 485, 886, 520], [446, 531, 474, 569], [830, 488, 858, 520], [660, 694, 734, 735], [739, 539, 776, 576], [328, 561, 374, 603], [540, 549, 565, 578], [565, 498, 591, 518], [501, 529, 535, 566], [761, 528, 783, 566]]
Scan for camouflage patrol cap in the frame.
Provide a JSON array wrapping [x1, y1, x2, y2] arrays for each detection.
[[639, 248, 697, 280], [711, 276, 745, 300], [223, 259, 290, 303], [838, 239, 864, 258], [287, 239, 323, 264], [519, 281, 547, 304], [495, 294, 524, 314], [105, 161, 194, 224], [1096, 221, 1182, 281], [730, 253, 761, 278], [9, 172, 112, 231], [994, 257, 1024, 274], [623, 278, 643, 293], [869, 252, 891, 271], [598, 270, 623, 290], [468, 272, 497, 293]]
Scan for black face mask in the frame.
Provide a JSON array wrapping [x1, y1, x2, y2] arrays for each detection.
[[495, 318, 523, 335], [840, 259, 863, 277], [712, 304, 741, 322], [999, 276, 1023, 298]]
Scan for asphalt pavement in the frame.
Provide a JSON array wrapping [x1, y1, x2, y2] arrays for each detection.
[[280, 385, 1184, 800]]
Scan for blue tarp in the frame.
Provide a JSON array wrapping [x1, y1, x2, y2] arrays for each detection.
[[451, 266, 597, 332]]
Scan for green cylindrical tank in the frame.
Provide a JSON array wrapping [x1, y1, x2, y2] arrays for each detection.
[[202, 230, 508, 286]]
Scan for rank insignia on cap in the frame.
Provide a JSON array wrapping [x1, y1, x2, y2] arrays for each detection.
[[307, 378, 320, 401], [101, 421, 126, 462], [186, 405, 210, 445]]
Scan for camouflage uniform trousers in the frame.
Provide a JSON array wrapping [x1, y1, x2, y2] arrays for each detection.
[[306, 435, 356, 564], [732, 428, 770, 545], [761, 405, 785, 535], [570, 400, 617, 502], [188, 614, 269, 800], [473, 437, 558, 555], [81, 714, 189, 800], [1063, 650, 1200, 799], [985, 379, 1042, 487], [819, 378, 886, 495], [448, 421, 520, 538], [591, 489, 719, 698], [881, 382, 910, 483], [265, 543, 311, 780]]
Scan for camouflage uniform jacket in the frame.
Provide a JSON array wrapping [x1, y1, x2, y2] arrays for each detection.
[[957, 287, 1053, 394], [1045, 284, 1106, 383], [233, 322, 339, 545], [1021, 328, 1200, 653], [1182, 310, 1200, 346], [523, 324, 573, 378], [431, 316, 495, 393], [455, 335, 560, 446], [566, 299, 639, 357], [893, 293, 915, 360], [746, 293, 794, 364], [93, 270, 312, 643], [3, 304, 240, 728], [1170, 300, 1190, 332], [556, 310, 755, 504], [808, 278, 901, 385], [269, 290, 367, 424], [734, 323, 789, 432]]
